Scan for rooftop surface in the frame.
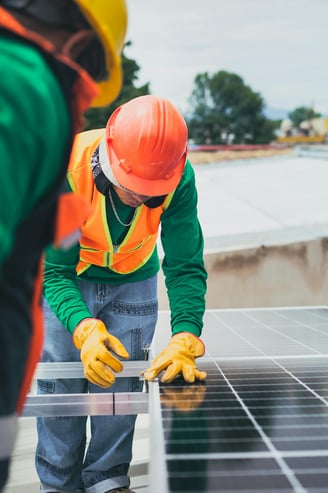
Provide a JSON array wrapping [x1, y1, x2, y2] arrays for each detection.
[[194, 151, 328, 252]]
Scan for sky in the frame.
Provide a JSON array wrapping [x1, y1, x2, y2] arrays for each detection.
[[125, 0, 328, 118]]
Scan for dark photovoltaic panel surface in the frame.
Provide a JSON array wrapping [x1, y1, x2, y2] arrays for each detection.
[[151, 307, 328, 492]]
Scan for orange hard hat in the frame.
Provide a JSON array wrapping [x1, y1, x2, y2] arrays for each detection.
[[105, 95, 188, 196]]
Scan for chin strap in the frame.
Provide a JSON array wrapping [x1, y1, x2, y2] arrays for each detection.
[[91, 145, 112, 196], [144, 195, 166, 208]]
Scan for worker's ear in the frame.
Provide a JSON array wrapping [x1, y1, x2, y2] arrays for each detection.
[[61, 29, 95, 62]]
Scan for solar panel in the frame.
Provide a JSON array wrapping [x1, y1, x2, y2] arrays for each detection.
[[149, 307, 328, 493]]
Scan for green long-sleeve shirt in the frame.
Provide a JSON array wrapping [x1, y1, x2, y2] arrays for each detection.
[[44, 160, 207, 337], [0, 35, 69, 269]]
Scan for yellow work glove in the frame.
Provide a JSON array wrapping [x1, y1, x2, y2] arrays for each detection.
[[73, 318, 129, 388], [143, 332, 207, 383]]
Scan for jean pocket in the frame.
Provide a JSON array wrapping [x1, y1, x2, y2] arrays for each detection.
[[37, 379, 55, 394], [111, 299, 158, 316]]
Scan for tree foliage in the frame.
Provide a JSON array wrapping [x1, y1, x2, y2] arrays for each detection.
[[187, 71, 275, 144], [83, 41, 150, 130], [288, 106, 321, 127]]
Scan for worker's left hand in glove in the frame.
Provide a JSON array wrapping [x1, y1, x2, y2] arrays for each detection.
[[73, 318, 129, 388], [143, 332, 207, 383]]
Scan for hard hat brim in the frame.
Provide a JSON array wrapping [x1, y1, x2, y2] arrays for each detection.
[[108, 145, 187, 196]]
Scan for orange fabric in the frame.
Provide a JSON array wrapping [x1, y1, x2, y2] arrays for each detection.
[[0, 8, 54, 50], [0, 8, 97, 412], [0, 8, 98, 132], [15, 192, 92, 412], [53, 192, 92, 249], [16, 258, 44, 413], [68, 135, 172, 275], [0, 9, 95, 249]]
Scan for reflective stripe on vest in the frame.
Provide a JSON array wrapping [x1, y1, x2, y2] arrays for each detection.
[[68, 133, 174, 275], [0, 414, 18, 460]]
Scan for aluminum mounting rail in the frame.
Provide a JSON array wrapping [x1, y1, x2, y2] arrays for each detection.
[[24, 361, 150, 418], [23, 391, 149, 417], [33, 361, 148, 379]]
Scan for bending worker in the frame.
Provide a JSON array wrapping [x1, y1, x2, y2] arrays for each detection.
[[35, 95, 207, 493], [0, 0, 127, 491]]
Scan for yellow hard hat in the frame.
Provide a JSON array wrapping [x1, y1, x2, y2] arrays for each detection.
[[74, 0, 128, 107]]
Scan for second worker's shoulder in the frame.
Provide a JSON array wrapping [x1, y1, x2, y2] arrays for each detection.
[[177, 159, 196, 189]]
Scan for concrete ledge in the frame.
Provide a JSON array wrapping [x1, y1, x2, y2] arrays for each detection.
[[158, 236, 328, 309]]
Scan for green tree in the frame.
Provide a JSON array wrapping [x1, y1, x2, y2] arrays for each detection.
[[83, 41, 150, 130], [187, 71, 275, 145], [288, 106, 321, 128]]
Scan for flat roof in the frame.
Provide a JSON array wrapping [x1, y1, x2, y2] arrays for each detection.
[[193, 152, 328, 252]]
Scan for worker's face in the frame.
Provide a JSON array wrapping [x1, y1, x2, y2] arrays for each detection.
[[113, 184, 152, 208]]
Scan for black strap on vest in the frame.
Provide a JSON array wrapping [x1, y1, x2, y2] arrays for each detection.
[[91, 145, 112, 196]]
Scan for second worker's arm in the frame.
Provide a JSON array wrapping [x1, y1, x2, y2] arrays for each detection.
[[143, 161, 207, 383]]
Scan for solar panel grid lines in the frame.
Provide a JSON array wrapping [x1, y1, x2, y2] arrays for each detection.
[[158, 361, 328, 492], [151, 307, 328, 492], [204, 310, 328, 360]]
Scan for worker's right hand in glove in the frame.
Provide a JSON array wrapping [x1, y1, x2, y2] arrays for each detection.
[[73, 318, 129, 388]]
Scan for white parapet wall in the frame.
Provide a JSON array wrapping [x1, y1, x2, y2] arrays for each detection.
[[158, 237, 328, 309]]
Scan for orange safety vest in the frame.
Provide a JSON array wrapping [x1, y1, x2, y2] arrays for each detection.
[[0, 8, 96, 414], [68, 132, 174, 275]]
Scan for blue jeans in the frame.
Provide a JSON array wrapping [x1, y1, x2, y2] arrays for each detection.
[[35, 276, 158, 493]]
